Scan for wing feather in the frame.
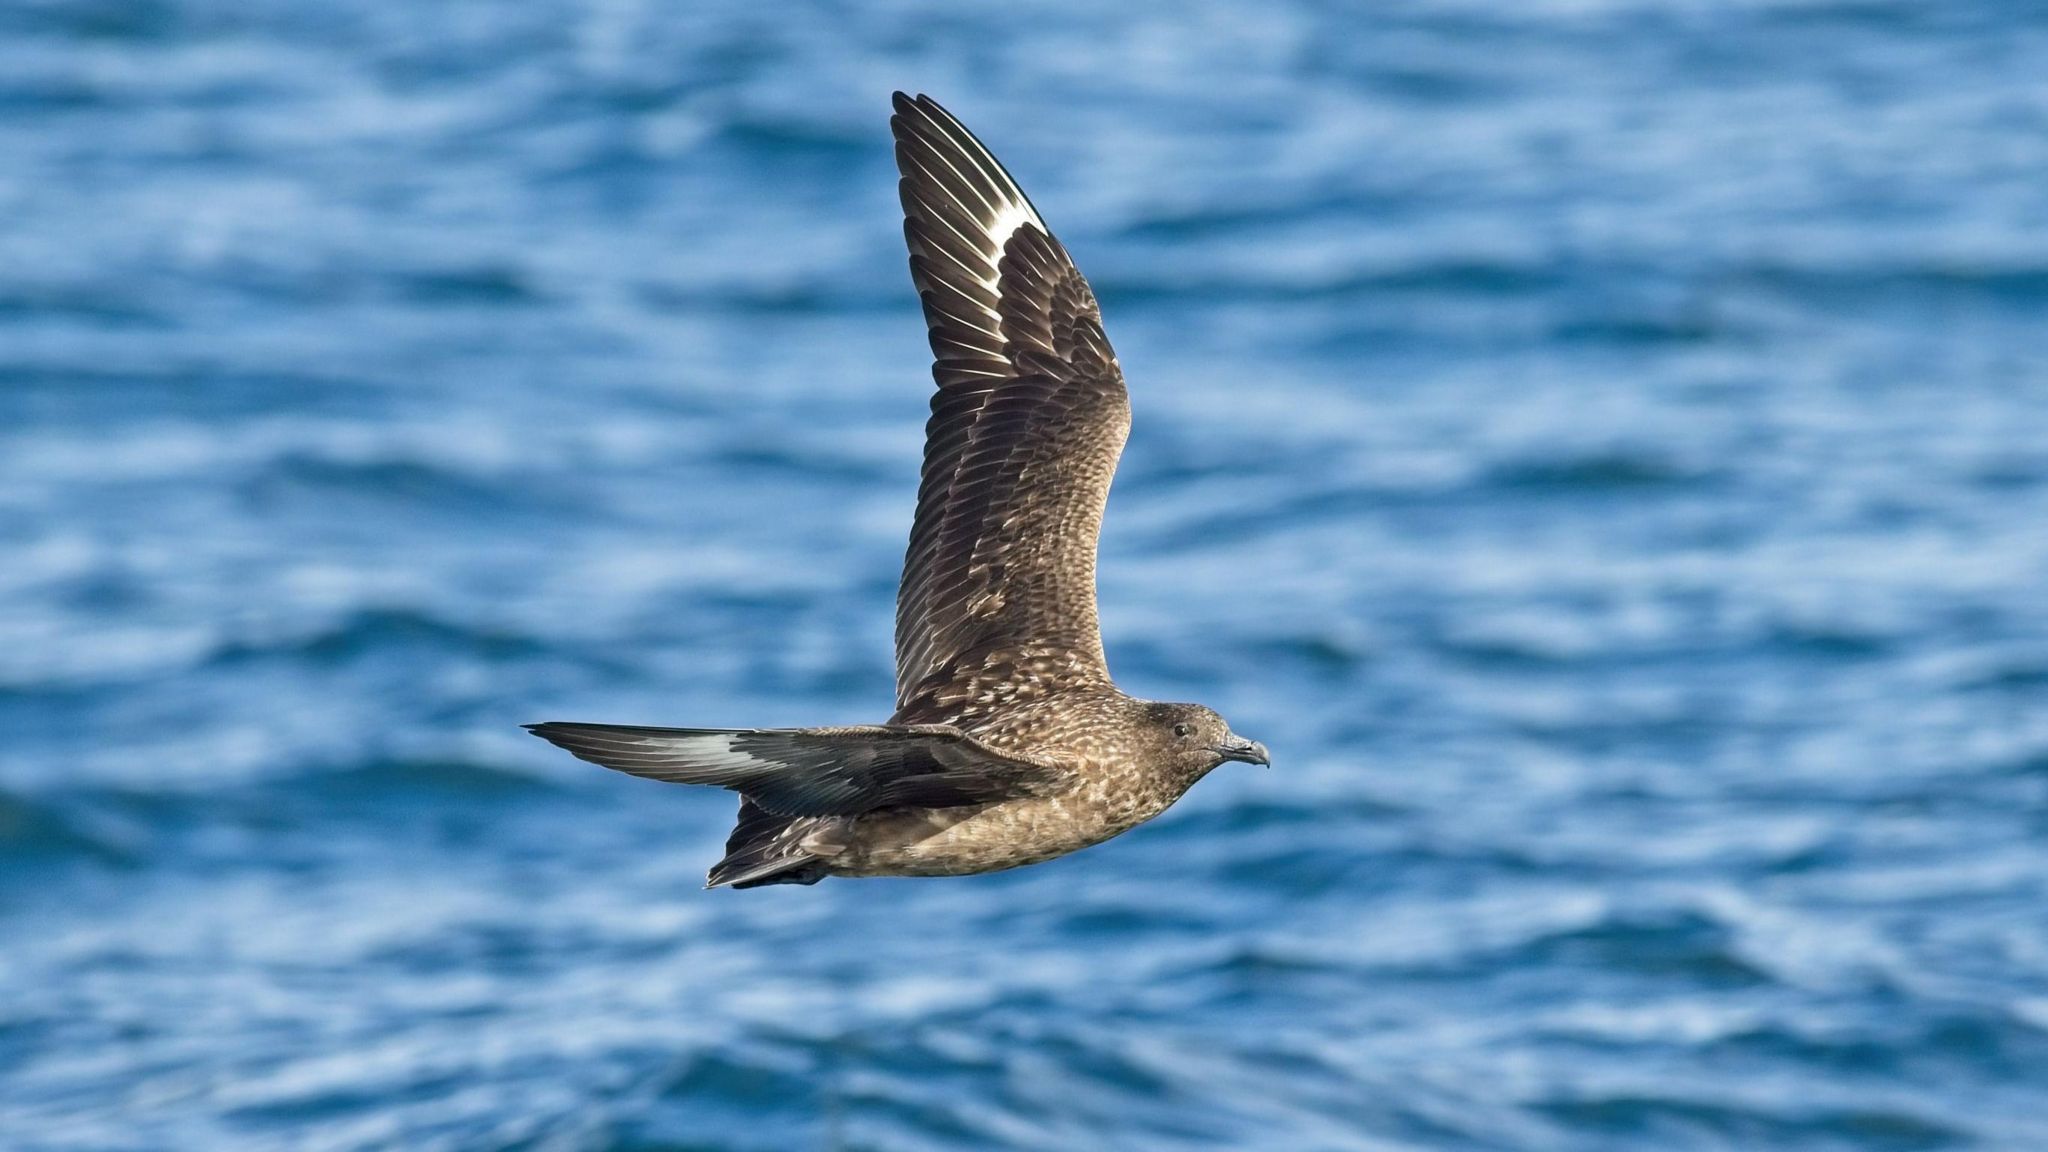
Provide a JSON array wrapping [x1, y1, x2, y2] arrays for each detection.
[[526, 722, 1070, 817], [889, 92, 1131, 713]]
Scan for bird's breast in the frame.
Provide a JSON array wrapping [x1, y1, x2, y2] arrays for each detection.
[[834, 765, 1193, 877]]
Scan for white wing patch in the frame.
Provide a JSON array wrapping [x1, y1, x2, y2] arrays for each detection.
[[896, 94, 1050, 304], [641, 732, 759, 775], [983, 203, 1045, 269], [524, 724, 770, 783]]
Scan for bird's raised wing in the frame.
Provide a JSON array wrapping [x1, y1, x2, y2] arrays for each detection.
[[526, 722, 1072, 817], [889, 92, 1131, 713]]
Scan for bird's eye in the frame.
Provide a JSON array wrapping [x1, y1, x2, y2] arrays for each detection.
[[1172, 723, 1192, 738]]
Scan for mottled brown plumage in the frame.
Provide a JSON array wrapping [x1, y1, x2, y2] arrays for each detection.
[[527, 93, 1266, 888]]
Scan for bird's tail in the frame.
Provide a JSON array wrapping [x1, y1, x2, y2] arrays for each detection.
[[709, 798, 828, 889]]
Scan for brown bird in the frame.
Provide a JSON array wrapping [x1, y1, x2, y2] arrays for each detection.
[[528, 93, 1268, 888]]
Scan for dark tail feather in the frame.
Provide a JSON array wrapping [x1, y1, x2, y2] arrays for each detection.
[[707, 798, 828, 889]]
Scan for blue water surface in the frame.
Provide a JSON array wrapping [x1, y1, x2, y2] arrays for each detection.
[[4, 1, 2048, 1148]]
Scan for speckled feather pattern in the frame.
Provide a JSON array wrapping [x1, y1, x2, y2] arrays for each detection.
[[891, 94, 1130, 707], [838, 688, 1226, 877]]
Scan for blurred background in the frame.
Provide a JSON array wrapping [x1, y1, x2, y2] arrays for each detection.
[[4, 0, 2047, 1149]]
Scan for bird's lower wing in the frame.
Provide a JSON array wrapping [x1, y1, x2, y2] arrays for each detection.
[[525, 721, 1070, 817]]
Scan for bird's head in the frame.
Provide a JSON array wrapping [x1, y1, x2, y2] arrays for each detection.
[[1143, 701, 1269, 773]]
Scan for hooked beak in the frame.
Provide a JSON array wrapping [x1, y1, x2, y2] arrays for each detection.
[[1212, 735, 1271, 767]]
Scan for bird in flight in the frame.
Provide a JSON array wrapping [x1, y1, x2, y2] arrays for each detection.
[[528, 93, 1267, 888]]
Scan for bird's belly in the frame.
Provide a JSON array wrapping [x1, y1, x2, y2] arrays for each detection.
[[835, 792, 1161, 877]]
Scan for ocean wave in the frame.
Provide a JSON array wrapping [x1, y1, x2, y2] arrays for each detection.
[[0, 787, 139, 872]]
